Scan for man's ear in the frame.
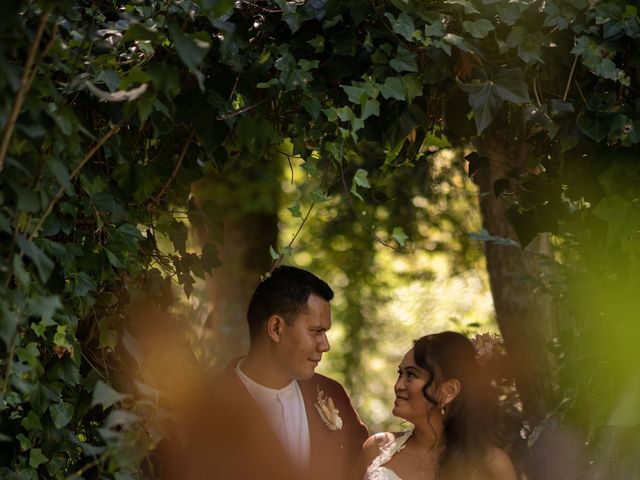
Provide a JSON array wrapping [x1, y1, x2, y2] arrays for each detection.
[[266, 315, 285, 342], [439, 378, 461, 405]]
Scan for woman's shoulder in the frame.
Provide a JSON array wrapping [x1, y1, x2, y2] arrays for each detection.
[[363, 432, 395, 449], [362, 431, 410, 464], [483, 446, 518, 480]]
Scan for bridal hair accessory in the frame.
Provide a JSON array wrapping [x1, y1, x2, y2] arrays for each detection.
[[315, 386, 343, 431], [470, 333, 506, 367]]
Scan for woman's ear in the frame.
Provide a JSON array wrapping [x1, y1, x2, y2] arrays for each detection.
[[266, 315, 284, 342], [439, 378, 461, 405]]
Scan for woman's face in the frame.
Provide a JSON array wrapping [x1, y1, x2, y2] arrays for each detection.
[[392, 348, 435, 422]]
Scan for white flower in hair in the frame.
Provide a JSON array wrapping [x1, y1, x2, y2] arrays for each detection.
[[471, 333, 506, 366]]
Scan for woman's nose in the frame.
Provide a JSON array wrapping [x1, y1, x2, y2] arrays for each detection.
[[394, 377, 405, 393]]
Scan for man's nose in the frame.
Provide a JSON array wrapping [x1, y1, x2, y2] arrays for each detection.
[[318, 332, 330, 352]]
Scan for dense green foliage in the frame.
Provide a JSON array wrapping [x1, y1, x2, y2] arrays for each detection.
[[1, 0, 639, 478]]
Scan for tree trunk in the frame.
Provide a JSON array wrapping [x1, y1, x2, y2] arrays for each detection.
[[474, 137, 556, 425], [203, 213, 278, 371], [191, 169, 280, 374]]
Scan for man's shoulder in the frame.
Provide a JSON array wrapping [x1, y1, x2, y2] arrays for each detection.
[[199, 359, 244, 400], [308, 372, 347, 393]]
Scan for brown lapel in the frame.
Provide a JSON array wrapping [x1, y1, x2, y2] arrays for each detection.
[[299, 377, 347, 478]]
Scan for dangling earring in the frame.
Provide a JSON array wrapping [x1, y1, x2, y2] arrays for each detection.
[[440, 403, 447, 416]]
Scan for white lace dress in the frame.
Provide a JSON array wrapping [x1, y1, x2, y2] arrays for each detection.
[[364, 431, 413, 480]]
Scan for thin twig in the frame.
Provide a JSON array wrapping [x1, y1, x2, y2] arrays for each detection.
[[338, 140, 405, 252], [240, 0, 283, 13], [28, 123, 121, 241], [270, 161, 331, 272], [533, 78, 542, 108], [2, 334, 17, 397], [563, 55, 578, 102], [217, 98, 269, 121], [575, 81, 589, 110], [0, 10, 52, 172], [147, 129, 195, 207], [63, 452, 109, 480]]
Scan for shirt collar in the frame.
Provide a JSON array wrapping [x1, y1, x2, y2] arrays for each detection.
[[235, 357, 298, 397]]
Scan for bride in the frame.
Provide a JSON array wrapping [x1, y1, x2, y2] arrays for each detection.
[[363, 331, 518, 480]]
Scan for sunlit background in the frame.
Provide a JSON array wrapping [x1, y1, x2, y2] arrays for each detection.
[[172, 147, 499, 434]]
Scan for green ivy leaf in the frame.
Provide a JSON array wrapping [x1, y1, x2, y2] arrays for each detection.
[[402, 74, 423, 103], [362, 99, 380, 120], [389, 46, 418, 73], [21, 410, 43, 432], [50, 357, 80, 385], [73, 272, 96, 297], [493, 69, 530, 103], [49, 402, 73, 429], [353, 169, 371, 188], [48, 159, 74, 193], [392, 227, 408, 246], [123, 23, 163, 43], [462, 18, 495, 39], [496, 3, 522, 25], [302, 96, 321, 120], [380, 77, 405, 100], [199, 0, 235, 16], [17, 342, 41, 370], [27, 295, 61, 322], [608, 114, 640, 145], [105, 247, 125, 269], [342, 85, 368, 104], [9, 179, 40, 212], [307, 35, 325, 53], [443, 33, 476, 54], [0, 304, 20, 344], [167, 22, 210, 72], [576, 112, 609, 142], [29, 448, 48, 468], [444, 0, 480, 14], [288, 201, 302, 218], [592, 194, 639, 246], [99, 323, 118, 350], [201, 242, 222, 272], [53, 325, 72, 350], [310, 189, 329, 202], [92, 380, 127, 410], [461, 81, 502, 135], [385, 12, 416, 41], [167, 20, 210, 88], [16, 235, 54, 283], [16, 433, 31, 451]]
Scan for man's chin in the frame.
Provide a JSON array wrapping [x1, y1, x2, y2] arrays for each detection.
[[296, 368, 316, 380]]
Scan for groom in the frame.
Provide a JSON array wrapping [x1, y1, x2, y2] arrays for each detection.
[[181, 266, 368, 480]]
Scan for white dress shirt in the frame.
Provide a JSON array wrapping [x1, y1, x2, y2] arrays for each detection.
[[235, 359, 311, 467]]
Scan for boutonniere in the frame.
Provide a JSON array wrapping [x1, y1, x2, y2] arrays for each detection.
[[315, 386, 343, 431]]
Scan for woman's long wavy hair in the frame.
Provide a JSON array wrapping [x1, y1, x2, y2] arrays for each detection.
[[413, 331, 498, 480]]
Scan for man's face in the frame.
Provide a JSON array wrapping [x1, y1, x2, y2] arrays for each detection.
[[276, 293, 331, 381]]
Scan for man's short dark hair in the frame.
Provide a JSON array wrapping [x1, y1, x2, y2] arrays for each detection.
[[246, 266, 334, 340]]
